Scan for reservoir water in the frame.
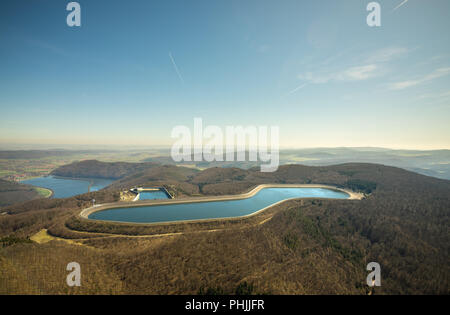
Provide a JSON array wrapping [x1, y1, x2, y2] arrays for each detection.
[[138, 190, 170, 200], [88, 187, 349, 224], [22, 175, 114, 198]]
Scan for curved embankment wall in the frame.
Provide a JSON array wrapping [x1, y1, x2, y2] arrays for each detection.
[[79, 184, 364, 223]]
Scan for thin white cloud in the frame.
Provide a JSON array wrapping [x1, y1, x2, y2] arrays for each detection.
[[389, 67, 450, 90], [298, 64, 378, 84], [296, 46, 413, 85], [339, 65, 378, 81], [169, 52, 185, 84], [365, 47, 410, 63], [392, 0, 409, 12], [419, 90, 450, 100], [291, 46, 409, 93], [298, 72, 331, 84], [390, 80, 419, 90]]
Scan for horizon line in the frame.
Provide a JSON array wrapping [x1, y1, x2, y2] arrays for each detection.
[[0, 143, 449, 152]]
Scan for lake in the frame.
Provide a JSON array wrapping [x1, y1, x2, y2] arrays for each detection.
[[88, 187, 349, 224], [22, 175, 114, 198]]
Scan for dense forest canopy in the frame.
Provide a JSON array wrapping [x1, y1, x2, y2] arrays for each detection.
[[50, 160, 159, 179], [0, 179, 41, 207]]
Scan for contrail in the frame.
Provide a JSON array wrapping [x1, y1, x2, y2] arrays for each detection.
[[284, 83, 307, 97], [392, 0, 409, 12], [169, 52, 185, 84]]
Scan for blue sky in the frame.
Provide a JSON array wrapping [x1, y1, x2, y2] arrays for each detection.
[[0, 0, 449, 149]]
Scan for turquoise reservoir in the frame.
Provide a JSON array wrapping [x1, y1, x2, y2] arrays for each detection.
[[22, 175, 113, 198], [139, 190, 170, 200], [88, 187, 349, 224]]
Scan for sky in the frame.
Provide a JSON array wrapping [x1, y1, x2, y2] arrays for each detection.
[[0, 0, 449, 149]]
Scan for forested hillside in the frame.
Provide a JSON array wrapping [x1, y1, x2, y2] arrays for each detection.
[[0, 163, 448, 294], [0, 179, 41, 207], [50, 160, 159, 179]]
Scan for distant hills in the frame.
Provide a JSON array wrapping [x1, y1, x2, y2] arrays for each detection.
[[1, 147, 448, 180], [50, 160, 159, 180], [279, 148, 450, 180], [0, 150, 108, 159], [142, 148, 450, 180]]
